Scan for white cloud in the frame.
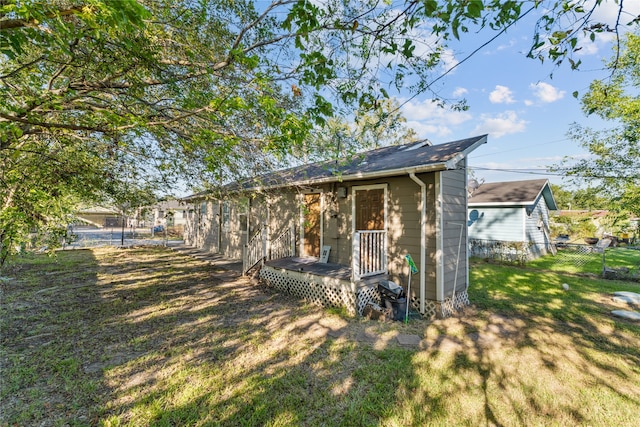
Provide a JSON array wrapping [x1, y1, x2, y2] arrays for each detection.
[[453, 87, 468, 97], [591, 0, 640, 27], [405, 121, 453, 138], [530, 82, 565, 103], [439, 48, 459, 73], [489, 85, 515, 104], [472, 111, 527, 138], [400, 98, 473, 138]]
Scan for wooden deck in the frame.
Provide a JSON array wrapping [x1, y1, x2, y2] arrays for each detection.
[[260, 257, 388, 315], [264, 257, 387, 288]]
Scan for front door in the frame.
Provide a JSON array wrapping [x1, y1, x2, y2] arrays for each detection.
[[303, 193, 321, 257], [352, 186, 387, 279], [355, 188, 384, 231]]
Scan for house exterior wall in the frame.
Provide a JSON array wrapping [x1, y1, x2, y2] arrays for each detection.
[[525, 195, 552, 257], [262, 190, 300, 255], [440, 167, 469, 300], [185, 200, 215, 251], [468, 196, 553, 259], [218, 198, 249, 260], [467, 206, 525, 241], [182, 170, 470, 312], [384, 175, 425, 293], [201, 201, 219, 253]]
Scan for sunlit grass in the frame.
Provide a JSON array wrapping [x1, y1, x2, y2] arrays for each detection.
[[2, 247, 640, 426]]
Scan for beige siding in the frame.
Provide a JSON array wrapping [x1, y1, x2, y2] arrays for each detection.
[[440, 166, 468, 298], [216, 198, 247, 259], [264, 189, 299, 252], [201, 201, 219, 253], [183, 167, 457, 307], [385, 176, 422, 294], [423, 173, 438, 301]]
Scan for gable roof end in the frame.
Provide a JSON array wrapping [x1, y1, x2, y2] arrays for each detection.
[[468, 179, 558, 210]]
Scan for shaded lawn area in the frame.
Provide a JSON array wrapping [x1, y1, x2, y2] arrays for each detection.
[[1, 247, 639, 426]]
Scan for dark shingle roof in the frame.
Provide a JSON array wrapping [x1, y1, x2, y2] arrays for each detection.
[[184, 135, 487, 199], [236, 135, 487, 190], [468, 178, 557, 209]]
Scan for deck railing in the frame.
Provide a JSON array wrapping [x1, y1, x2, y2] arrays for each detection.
[[352, 230, 387, 279], [243, 224, 296, 275], [270, 225, 295, 260], [243, 227, 267, 274]]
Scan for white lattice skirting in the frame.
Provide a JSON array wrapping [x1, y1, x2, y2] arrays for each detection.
[[260, 266, 470, 319], [437, 290, 470, 318], [260, 266, 383, 316], [406, 290, 470, 319]]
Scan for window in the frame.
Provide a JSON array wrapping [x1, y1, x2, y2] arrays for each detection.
[[238, 198, 249, 233], [222, 201, 231, 230]]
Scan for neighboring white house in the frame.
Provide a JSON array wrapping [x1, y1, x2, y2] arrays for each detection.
[[132, 200, 192, 229], [467, 179, 558, 259]]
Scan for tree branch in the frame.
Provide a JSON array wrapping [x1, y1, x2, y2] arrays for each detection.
[[0, 6, 82, 31]]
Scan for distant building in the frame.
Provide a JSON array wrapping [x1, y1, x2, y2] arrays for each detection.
[[75, 206, 123, 228], [467, 179, 558, 260], [134, 200, 192, 229]]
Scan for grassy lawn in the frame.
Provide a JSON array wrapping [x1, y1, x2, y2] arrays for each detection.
[[1, 247, 640, 426], [526, 245, 640, 276]]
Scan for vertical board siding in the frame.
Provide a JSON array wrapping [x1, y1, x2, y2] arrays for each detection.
[[525, 196, 551, 257], [386, 176, 422, 291], [441, 168, 468, 298], [202, 200, 219, 253]]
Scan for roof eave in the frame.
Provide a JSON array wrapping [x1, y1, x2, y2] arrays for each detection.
[[248, 162, 450, 192], [184, 134, 488, 199], [244, 135, 488, 193], [468, 201, 533, 207]]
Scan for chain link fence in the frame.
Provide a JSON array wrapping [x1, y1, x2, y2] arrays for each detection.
[[470, 238, 640, 281], [61, 226, 183, 249]]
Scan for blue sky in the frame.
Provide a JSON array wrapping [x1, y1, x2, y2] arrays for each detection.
[[395, 0, 640, 188]]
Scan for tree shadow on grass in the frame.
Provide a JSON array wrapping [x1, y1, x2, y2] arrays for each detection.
[[3, 248, 640, 426]]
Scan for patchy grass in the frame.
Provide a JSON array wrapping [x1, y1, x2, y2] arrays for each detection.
[[527, 246, 640, 277], [1, 247, 640, 426]]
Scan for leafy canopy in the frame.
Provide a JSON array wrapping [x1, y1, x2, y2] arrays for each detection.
[[1, 0, 633, 264], [556, 32, 640, 217]]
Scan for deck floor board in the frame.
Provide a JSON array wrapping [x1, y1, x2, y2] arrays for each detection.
[[264, 257, 387, 288]]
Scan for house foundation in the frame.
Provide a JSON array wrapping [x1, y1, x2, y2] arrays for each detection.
[[259, 265, 380, 316], [260, 261, 471, 319]]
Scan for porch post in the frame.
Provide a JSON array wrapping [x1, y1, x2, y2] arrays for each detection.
[[262, 224, 268, 265], [409, 173, 427, 314], [352, 231, 360, 281], [290, 223, 296, 257]]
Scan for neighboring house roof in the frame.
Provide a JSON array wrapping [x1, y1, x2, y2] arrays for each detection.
[[557, 210, 609, 218], [154, 200, 189, 210], [185, 135, 487, 199], [468, 179, 558, 210], [76, 206, 120, 214]]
